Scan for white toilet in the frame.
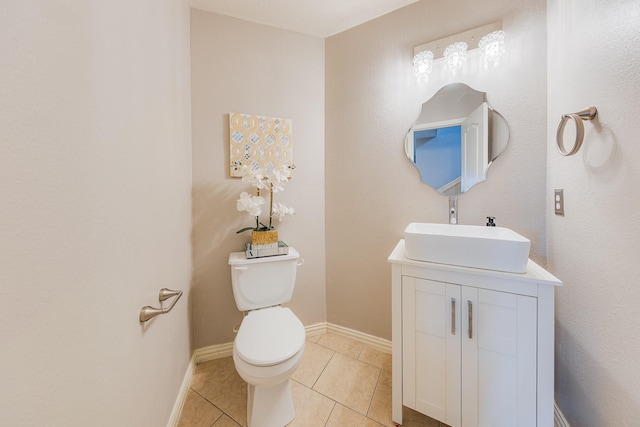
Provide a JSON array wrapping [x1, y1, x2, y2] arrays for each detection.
[[228, 248, 305, 427]]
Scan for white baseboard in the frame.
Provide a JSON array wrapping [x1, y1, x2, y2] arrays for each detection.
[[325, 323, 392, 354], [192, 322, 391, 365], [304, 322, 328, 338], [193, 341, 234, 364], [166, 355, 196, 427], [554, 401, 570, 427], [168, 322, 391, 425]]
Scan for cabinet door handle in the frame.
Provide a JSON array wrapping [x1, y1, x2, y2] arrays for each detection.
[[467, 300, 473, 339], [451, 298, 456, 335]]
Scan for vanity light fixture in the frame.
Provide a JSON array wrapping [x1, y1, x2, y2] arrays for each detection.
[[444, 42, 468, 70], [413, 50, 434, 82], [412, 21, 505, 81], [478, 30, 506, 64]]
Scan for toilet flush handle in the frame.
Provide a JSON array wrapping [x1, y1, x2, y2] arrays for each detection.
[[297, 258, 306, 266], [233, 266, 248, 271]]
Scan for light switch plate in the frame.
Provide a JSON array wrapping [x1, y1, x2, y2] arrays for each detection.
[[554, 189, 564, 215]]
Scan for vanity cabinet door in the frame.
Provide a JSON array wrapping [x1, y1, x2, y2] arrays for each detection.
[[402, 277, 462, 427], [461, 287, 538, 427], [403, 277, 538, 427]]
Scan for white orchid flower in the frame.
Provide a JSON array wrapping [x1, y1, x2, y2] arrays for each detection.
[[281, 163, 293, 177], [240, 165, 268, 189], [272, 202, 295, 221], [236, 192, 265, 217], [266, 167, 291, 193], [235, 164, 296, 233], [270, 180, 285, 193]]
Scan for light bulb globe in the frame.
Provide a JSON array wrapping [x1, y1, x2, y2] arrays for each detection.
[[413, 50, 434, 82], [444, 42, 468, 70], [479, 30, 506, 63]]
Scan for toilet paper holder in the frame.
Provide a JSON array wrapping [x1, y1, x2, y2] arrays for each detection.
[[139, 288, 183, 323]]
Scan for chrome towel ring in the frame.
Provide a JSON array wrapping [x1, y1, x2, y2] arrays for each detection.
[[556, 106, 597, 156]]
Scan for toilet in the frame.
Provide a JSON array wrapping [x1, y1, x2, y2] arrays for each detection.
[[228, 248, 305, 427]]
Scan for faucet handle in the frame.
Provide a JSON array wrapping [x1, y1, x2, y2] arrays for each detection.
[[486, 217, 496, 227]]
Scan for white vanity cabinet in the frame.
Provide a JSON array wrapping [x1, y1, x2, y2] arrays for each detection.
[[389, 240, 562, 427]]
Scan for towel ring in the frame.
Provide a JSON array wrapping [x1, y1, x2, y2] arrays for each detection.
[[556, 107, 597, 156]]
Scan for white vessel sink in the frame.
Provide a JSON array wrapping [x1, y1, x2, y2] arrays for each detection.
[[404, 223, 531, 273]]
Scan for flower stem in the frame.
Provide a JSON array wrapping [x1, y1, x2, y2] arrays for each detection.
[[269, 183, 274, 229], [256, 186, 261, 230]]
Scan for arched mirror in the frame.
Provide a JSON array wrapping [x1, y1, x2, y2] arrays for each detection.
[[405, 83, 509, 195]]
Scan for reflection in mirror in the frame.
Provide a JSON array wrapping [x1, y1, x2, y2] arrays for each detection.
[[405, 83, 509, 195]]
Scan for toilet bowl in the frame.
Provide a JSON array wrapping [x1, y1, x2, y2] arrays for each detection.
[[228, 248, 305, 427], [233, 306, 305, 427]]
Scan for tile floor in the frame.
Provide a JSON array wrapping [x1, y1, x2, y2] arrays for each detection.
[[178, 333, 449, 427]]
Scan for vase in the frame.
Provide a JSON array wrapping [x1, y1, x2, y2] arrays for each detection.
[[251, 229, 278, 246]]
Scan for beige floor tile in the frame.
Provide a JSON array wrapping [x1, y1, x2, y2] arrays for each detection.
[[367, 369, 394, 427], [212, 414, 243, 426], [306, 334, 322, 343], [287, 380, 335, 427], [313, 352, 380, 415], [401, 406, 442, 427], [191, 356, 236, 393], [366, 370, 443, 427], [182, 337, 440, 427], [196, 369, 248, 427], [359, 346, 392, 372], [177, 389, 223, 427], [317, 333, 363, 359], [325, 404, 384, 427], [291, 341, 334, 387]]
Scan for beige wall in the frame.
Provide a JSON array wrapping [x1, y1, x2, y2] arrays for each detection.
[[5, 1, 638, 423], [547, 0, 640, 424], [190, 10, 326, 348], [325, 0, 547, 339], [0, 0, 192, 425]]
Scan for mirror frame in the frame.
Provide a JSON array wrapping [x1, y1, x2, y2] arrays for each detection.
[[405, 83, 509, 195]]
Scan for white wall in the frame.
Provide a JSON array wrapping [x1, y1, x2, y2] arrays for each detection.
[[547, 0, 640, 424], [190, 10, 326, 348], [325, 0, 547, 339], [0, 1, 193, 425]]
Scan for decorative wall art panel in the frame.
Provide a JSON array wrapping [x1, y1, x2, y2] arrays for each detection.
[[229, 112, 293, 177]]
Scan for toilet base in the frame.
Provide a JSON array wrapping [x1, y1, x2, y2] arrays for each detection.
[[247, 380, 295, 427]]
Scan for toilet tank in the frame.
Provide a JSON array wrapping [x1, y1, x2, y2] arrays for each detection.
[[228, 248, 300, 311]]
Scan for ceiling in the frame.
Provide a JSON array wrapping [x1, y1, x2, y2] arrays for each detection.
[[189, 0, 420, 38]]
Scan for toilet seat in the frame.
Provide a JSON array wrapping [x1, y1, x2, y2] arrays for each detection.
[[235, 306, 305, 367]]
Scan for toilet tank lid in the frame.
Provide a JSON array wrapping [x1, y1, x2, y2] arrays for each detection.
[[228, 247, 299, 265]]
